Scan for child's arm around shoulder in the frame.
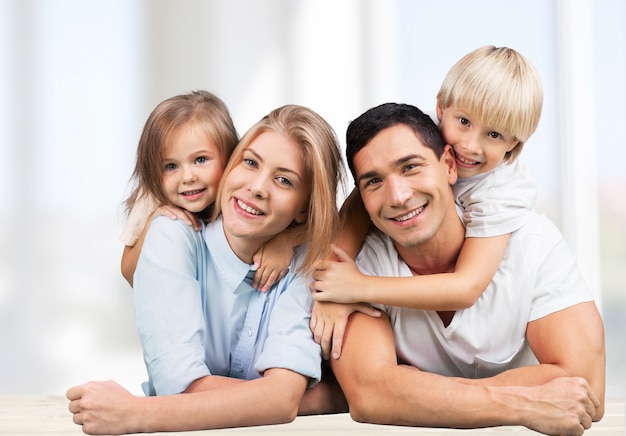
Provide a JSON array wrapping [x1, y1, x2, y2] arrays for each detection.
[[311, 188, 381, 360], [252, 226, 306, 292], [121, 205, 201, 286]]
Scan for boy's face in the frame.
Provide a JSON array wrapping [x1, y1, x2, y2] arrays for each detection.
[[437, 103, 519, 178], [353, 124, 457, 251]]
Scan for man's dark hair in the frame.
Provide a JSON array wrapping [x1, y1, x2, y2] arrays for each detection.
[[345, 103, 446, 180]]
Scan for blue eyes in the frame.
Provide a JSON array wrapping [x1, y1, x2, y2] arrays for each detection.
[[277, 176, 293, 187], [164, 156, 209, 171], [244, 158, 293, 187]]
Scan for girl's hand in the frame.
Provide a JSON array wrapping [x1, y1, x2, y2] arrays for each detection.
[[153, 205, 201, 231], [310, 300, 380, 360], [252, 237, 293, 292], [312, 245, 367, 304]]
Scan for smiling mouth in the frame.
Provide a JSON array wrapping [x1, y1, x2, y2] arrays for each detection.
[[236, 198, 263, 215], [392, 206, 424, 222], [454, 151, 479, 166], [181, 188, 206, 196]]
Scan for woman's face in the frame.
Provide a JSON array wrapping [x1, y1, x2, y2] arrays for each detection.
[[220, 130, 310, 261]]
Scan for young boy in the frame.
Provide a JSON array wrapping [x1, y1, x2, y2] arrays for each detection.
[[311, 46, 543, 359]]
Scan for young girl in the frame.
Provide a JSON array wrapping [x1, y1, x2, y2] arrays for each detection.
[[120, 90, 294, 290], [311, 46, 543, 360], [68, 105, 348, 434]]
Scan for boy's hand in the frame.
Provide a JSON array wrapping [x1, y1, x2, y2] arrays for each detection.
[[153, 205, 201, 231], [252, 239, 292, 292], [310, 300, 380, 360], [312, 245, 366, 303]]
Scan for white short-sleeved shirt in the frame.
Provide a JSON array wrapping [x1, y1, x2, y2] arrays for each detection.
[[453, 159, 536, 238], [119, 194, 158, 246], [355, 212, 593, 379], [134, 216, 321, 396]]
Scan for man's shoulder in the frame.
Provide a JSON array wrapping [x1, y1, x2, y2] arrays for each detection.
[[356, 230, 404, 276], [360, 228, 394, 253]]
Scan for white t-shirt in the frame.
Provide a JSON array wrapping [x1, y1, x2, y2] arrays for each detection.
[[453, 159, 536, 238], [355, 212, 594, 379]]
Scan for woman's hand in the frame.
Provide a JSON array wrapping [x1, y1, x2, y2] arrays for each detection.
[[310, 300, 380, 360]]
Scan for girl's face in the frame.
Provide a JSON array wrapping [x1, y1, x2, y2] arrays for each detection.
[[437, 104, 519, 178], [161, 123, 226, 213], [220, 130, 310, 261]]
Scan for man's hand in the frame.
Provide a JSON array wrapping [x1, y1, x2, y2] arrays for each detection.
[[519, 377, 599, 436]]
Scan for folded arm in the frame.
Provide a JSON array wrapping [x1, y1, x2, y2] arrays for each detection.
[[332, 313, 599, 435], [67, 368, 307, 434]]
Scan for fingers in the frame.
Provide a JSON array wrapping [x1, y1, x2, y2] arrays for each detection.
[[311, 285, 330, 301], [66, 384, 84, 401], [330, 319, 347, 360], [354, 303, 382, 318], [155, 206, 201, 230], [320, 328, 332, 360], [330, 244, 352, 262], [310, 317, 332, 360], [253, 267, 287, 292]]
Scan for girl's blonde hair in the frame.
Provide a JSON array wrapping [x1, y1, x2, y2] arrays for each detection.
[[125, 90, 238, 219], [437, 45, 543, 161], [214, 105, 345, 275]]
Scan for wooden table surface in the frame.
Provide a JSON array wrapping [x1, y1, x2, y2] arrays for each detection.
[[1, 395, 623, 435]]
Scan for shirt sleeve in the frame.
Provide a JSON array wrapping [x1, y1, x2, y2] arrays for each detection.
[[133, 217, 211, 395], [119, 194, 158, 246], [454, 159, 537, 238], [528, 217, 595, 322], [254, 252, 322, 386]]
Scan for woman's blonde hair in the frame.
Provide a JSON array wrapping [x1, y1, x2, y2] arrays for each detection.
[[125, 90, 238, 219], [214, 105, 345, 275], [437, 45, 543, 161]]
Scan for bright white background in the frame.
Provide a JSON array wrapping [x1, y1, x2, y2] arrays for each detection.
[[1, 0, 624, 398]]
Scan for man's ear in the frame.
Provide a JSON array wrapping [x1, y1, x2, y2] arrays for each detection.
[[442, 144, 458, 185]]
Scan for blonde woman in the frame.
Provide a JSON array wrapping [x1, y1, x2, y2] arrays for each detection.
[[67, 105, 348, 434]]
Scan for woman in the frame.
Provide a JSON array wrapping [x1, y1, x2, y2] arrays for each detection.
[[67, 105, 345, 434]]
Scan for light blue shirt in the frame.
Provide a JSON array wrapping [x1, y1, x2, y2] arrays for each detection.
[[134, 216, 322, 396]]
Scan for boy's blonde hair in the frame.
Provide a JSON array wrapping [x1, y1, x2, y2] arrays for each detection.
[[214, 105, 345, 276], [437, 45, 543, 161]]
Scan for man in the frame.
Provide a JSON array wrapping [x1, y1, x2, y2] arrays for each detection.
[[328, 103, 605, 435]]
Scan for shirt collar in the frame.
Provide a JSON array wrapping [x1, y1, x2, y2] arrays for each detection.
[[204, 216, 256, 295]]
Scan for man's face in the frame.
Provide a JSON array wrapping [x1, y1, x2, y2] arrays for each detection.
[[353, 124, 457, 250]]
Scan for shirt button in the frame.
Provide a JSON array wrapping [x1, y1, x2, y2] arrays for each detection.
[[236, 365, 243, 372], [248, 328, 252, 337]]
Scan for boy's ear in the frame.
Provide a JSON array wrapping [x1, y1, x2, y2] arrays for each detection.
[[436, 99, 444, 122], [507, 140, 520, 153]]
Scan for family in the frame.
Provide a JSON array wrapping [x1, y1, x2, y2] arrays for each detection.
[[67, 46, 605, 435]]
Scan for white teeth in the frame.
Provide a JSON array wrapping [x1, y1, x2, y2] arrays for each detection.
[[456, 154, 478, 165], [394, 207, 423, 222], [182, 189, 203, 195], [237, 199, 262, 215]]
